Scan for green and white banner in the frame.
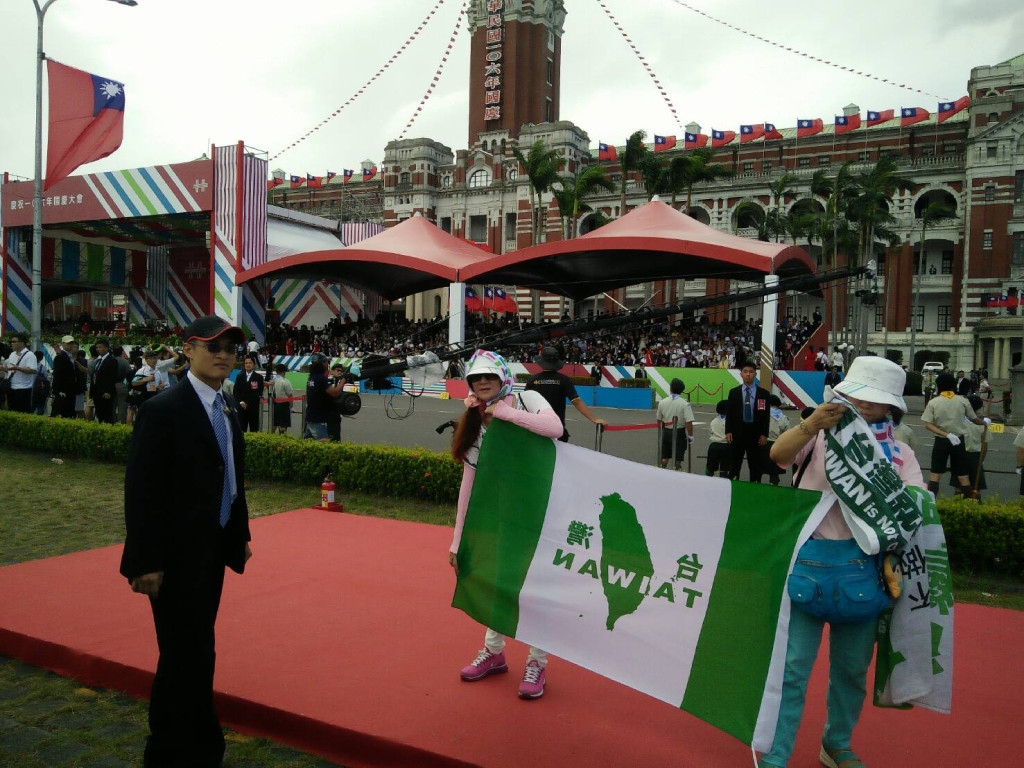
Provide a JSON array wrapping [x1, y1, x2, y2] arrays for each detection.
[[452, 420, 830, 750]]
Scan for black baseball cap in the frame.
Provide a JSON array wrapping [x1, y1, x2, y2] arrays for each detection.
[[183, 315, 244, 344]]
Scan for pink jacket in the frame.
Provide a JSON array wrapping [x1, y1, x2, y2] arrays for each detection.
[[450, 395, 563, 553]]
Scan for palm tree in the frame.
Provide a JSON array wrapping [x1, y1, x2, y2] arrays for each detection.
[[846, 158, 914, 358], [551, 164, 615, 239], [909, 199, 957, 368], [733, 201, 771, 241], [640, 152, 668, 200], [669, 147, 732, 211], [767, 173, 797, 242], [812, 163, 858, 347], [618, 130, 649, 216], [512, 138, 564, 245]]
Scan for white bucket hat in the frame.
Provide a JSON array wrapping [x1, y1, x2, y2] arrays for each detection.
[[832, 356, 907, 412]]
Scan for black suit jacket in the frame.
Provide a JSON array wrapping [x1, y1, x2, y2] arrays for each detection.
[[90, 355, 119, 399], [956, 378, 971, 397], [51, 350, 77, 397], [120, 377, 251, 581], [234, 370, 264, 409], [725, 383, 771, 440]]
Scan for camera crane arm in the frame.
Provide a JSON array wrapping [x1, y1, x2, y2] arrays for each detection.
[[354, 262, 874, 382]]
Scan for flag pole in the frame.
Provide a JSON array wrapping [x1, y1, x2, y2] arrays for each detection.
[[31, 0, 51, 354]]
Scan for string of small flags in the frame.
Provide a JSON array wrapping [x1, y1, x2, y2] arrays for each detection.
[[270, 0, 449, 161], [398, 0, 468, 140], [596, 0, 684, 133], [665, 0, 948, 101]]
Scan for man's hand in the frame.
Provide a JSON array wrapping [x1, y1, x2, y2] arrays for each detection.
[[448, 551, 459, 575], [726, 433, 733, 443], [946, 433, 961, 447], [758, 435, 767, 446], [244, 543, 253, 563], [130, 571, 164, 597], [102, 393, 112, 400], [239, 401, 248, 409], [594, 418, 608, 426]]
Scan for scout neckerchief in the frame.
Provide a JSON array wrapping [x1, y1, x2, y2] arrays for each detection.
[[822, 394, 923, 555]]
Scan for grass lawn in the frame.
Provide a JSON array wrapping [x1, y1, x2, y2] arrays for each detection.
[[0, 447, 455, 768], [0, 446, 1020, 766]]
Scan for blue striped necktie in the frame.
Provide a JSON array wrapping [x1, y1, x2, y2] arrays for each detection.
[[212, 392, 232, 527]]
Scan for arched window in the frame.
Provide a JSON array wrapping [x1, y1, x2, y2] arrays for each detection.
[[468, 168, 492, 188]]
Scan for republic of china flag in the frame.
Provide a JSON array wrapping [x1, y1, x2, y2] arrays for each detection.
[[453, 420, 830, 750]]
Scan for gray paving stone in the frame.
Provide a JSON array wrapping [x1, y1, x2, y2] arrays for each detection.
[[35, 740, 92, 765], [13, 697, 67, 718], [0, 724, 54, 752], [44, 710, 95, 731], [82, 759, 133, 768], [93, 719, 144, 739]]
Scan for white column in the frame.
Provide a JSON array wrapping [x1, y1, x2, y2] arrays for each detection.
[[760, 274, 779, 388], [993, 339, 1003, 381], [448, 282, 466, 350]]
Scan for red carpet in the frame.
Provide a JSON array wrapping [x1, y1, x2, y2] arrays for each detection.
[[0, 509, 1019, 768]]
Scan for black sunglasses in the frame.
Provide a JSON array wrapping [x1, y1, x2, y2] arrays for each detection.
[[189, 341, 235, 355]]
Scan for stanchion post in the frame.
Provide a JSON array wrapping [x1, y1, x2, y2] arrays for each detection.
[[597, 423, 604, 453]]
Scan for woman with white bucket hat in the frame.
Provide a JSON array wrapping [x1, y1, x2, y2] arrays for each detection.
[[761, 357, 925, 768]]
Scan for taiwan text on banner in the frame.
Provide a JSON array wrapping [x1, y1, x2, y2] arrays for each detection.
[[452, 420, 829, 750]]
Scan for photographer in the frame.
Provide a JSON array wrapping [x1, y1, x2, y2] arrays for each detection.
[[303, 360, 345, 441], [326, 362, 349, 441]]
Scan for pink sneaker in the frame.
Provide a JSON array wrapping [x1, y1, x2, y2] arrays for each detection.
[[460, 648, 508, 681], [518, 660, 546, 699]]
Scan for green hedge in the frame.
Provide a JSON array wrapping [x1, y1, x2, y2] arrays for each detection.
[[0, 411, 461, 505], [2, 411, 1022, 575], [616, 377, 651, 388]]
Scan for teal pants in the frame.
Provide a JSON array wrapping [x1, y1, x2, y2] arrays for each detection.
[[759, 601, 877, 767]]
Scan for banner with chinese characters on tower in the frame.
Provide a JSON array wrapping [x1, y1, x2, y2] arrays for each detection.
[[483, 0, 504, 122]]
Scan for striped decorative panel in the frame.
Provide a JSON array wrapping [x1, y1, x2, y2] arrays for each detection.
[[128, 288, 165, 324], [146, 246, 169, 310], [213, 145, 240, 325], [81, 165, 204, 219], [3, 228, 30, 333], [165, 265, 204, 328], [340, 222, 384, 245], [241, 153, 267, 271]]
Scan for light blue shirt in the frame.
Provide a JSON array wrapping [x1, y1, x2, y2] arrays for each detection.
[[187, 371, 237, 503]]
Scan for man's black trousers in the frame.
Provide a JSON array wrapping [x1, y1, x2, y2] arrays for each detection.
[[145, 559, 226, 768]]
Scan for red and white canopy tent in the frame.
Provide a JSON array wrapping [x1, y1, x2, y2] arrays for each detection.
[[239, 201, 818, 364], [464, 199, 818, 372], [463, 199, 817, 299]]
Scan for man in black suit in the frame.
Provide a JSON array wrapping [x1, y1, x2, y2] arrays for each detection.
[[725, 360, 771, 482], [51, 335, 80, 419], [90, 338, 118, 423], [234, 355, 264, 433], [121, 315, 252, 768], [955, 370, 972, 397]]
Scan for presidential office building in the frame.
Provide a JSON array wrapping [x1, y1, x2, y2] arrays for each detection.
[[270, 0, 1024, 375]]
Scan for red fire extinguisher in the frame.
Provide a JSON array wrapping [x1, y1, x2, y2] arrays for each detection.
[[321, 476, 336, 508]]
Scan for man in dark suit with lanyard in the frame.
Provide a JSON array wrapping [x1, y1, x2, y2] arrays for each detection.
[[234, 355, 264, 433], [51, 335, 80, 419], [91, 338, 118, 423], [120, 315, 252, 768], [725, 360, 771, 482]]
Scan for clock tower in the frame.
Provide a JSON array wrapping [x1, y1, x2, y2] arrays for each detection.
[[467, 0, 566, 147]]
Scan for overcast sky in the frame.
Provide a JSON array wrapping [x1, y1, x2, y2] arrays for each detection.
[[0, 0, 1021, 181]]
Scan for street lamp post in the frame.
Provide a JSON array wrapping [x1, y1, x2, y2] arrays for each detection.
[[29, 0, 136, 352]]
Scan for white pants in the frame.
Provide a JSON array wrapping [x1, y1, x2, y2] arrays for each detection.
[[484, 628, 548, 667]]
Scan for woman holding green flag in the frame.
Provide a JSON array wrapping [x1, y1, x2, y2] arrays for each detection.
[[762, 357, 925, 768], [449, 349, 563, 699]]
